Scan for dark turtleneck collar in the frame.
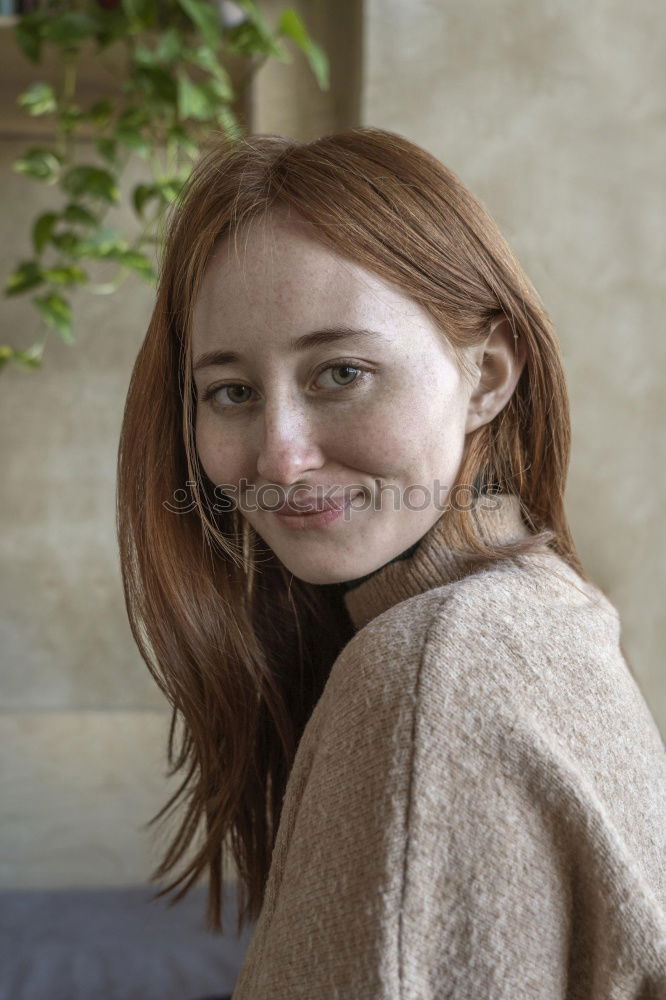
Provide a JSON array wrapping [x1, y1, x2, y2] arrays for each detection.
[[338, 536, 423, 593], [342, 493, 532, 631]]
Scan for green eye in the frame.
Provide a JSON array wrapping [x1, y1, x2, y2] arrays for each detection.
[[316, 360, 371, 390], [203, 383, 254, 405], [225, 384, 253, 403], [330, 364, 360, 386]]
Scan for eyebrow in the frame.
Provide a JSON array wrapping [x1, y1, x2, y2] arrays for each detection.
[[192, 326, 384, 372]]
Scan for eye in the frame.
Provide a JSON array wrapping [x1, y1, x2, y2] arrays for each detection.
[[315, 361, 370, 390], [202, 383, 255, 406]]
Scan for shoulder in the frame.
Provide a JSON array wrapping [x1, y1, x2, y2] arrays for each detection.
[[334, 551, 661, 770], [322, 555, 666, 927], [342, 549, 622, 689], [334, 546, 664, 785]]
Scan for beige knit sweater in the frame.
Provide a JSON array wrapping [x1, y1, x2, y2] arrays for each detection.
[[232, 494, 666, 999]]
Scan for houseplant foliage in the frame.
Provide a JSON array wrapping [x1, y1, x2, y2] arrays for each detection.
[[2, 0, 328, 371]]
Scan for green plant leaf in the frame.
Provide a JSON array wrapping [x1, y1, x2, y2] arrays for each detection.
[[122, 0, 157, 31], [16, 345, 45, 368], [59, 105, 86, 132], [176, 0, 221, 49], [234, 0, 274, 42], [155, 27, 184, 62], [217, 104, 242, 141], [209, 74, 234, 103], [95, 138, 118, 164], [32, 212, 59, 254], [13, 148, 62, 183], [15, 13, 45, 64], [158, 177, 186, 202], [88, 99, 113, 127], [136, 27, 184, 65], [43, 11, 100, 48], [0, 342, 44, 371], [118, 249, 156, 282], [167, 123, 199, 159], [132, 183, 161, 218], [94, 6, 129, 49], [133, 65, 178, 107], [76, 228, 129, 259], [42, 264, 88, 286], [177, 70, 214, 120], [189, 44, 233, 98], [277, 9, 329, 89], [5, 261, 44, 296], [277, 8, 308, 47], [302, 40, 328, 90], [225, 0, 284, 57], [34, 291, 74, 343], [51, 231, 85, 257], [117, 107, 151, 130], [62, 203, 98, 227], [18, 82, 57, 116], [62, 165, 120, 204], [133, 42, 157, 67], [116, 126, 151, 157]]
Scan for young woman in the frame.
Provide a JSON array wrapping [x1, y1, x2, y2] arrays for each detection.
[[117, 127, 666, 998]]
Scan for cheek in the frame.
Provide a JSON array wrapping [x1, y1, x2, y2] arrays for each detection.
[[355, 385, 469, 478], [195, 414, 249, 485], [325, 401, 405, 473]]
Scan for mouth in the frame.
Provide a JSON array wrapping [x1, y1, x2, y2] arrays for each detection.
[[267, 490, 365, 528], [256, 488, 364, 516], [276, 494, 358, 516]]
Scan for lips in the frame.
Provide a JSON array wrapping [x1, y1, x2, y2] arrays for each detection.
[[278, 495, 352, 516], [270, 490, 364, 516]]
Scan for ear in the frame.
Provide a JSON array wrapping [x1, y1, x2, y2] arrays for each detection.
[[464, 316, 527, 435]]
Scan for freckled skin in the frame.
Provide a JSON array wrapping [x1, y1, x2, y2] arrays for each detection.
[[191, 212, 486, 585]]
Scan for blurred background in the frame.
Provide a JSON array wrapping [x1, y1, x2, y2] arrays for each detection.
[[1, 1, 664, 997]]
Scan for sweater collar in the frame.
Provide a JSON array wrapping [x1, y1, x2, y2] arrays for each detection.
[[342, 493, 531, 631]]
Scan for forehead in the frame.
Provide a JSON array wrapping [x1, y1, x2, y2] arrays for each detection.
[[190, 211, 433, 346]]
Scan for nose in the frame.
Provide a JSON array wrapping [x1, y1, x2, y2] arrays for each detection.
[[255, 395, 325, 486]]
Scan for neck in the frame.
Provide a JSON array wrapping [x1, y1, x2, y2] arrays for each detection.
[[338, 536, 424, 593], [342, 494, 534, 631]]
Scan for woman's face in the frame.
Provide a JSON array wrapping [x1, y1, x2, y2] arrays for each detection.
[[191, 212, 483, 585]]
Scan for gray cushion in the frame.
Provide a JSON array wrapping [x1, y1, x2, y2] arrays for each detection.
[[0, 885, 254, 1000]]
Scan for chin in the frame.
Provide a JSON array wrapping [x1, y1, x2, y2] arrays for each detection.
[[283, 563, 351, 586], [272, 551, 361, 586]]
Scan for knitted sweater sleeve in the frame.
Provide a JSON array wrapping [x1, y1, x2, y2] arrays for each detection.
[[232, 584, 666, 1000]]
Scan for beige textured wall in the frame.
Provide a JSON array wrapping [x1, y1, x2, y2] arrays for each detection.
[[0, 139, 178, 888], [1, 0, 663, 891], [359, 0, 665, 732]]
